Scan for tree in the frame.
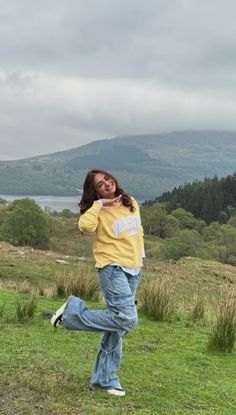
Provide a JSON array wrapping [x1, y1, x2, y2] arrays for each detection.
[[0, 197, 7, 205], [60, 208, 75, 218], [2, 198, 51, 249], [141, 203, 178, 238], [202, 223, 236, 265], [157, 173, 236, 224], [170, 208, 198, 229], [218, 211, 228, 224], [217, 225, 236, 265], [202, 222, 222, 242], [228, 216, 236, 228]]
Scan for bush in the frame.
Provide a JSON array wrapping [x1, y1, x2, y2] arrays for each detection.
[[208, 292, 236, 353], [140, 277, 173, 321], [145, 244, 160, 259], [159, 230, 202, 261]]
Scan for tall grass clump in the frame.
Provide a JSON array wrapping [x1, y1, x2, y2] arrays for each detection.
[[140, 276, 173, 321], [15, 293, 38, 323], [0, 304, 5, 319], [190, 293, 206, 322], [208, 291, 236, 353], [55, 263, 100, 301]]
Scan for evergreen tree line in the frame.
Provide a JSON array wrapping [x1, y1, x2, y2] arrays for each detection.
[[147, 172, 236, 224]]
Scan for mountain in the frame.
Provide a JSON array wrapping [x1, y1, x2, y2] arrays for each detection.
[[0, 130, 236, 200]]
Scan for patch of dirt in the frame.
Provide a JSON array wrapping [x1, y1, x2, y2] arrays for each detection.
[[222, 263, 236, 274]]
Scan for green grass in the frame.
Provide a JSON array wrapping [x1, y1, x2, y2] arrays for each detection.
[[1, 241, 236, 307], [0, 242, 95, 292], [0, 289, 236, 415], [1, 242, 236, 414]]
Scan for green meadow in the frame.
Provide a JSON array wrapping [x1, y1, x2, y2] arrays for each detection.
[[0, 242, 236, 415]]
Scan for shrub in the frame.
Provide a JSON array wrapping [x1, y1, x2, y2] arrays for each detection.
[[145, 244, 160, 259], [159, 230, 202, 261], [140, 277, 173, 321], [15, 293, 38, 323], [208, 292, 236, 353]]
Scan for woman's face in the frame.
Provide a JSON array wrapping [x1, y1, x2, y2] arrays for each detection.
[[94, 173, 117, 199]]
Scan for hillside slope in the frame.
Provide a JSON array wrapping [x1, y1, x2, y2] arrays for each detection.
[[0, 130, 236, 199]]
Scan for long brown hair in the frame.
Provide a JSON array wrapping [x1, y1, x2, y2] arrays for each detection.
[[79, 169, 135, 214]]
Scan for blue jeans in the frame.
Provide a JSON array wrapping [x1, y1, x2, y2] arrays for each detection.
[[62, 265, 142, 389]]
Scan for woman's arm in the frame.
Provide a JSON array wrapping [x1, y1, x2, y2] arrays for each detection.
[[78, 195, 122, 233], [78, 201, 102, 233]]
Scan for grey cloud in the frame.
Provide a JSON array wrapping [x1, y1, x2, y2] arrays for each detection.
[[0, 0, 236, 158], [1, 0, 235, 81]]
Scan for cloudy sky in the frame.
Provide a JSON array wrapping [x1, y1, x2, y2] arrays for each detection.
[[0, 0, 236, 159]]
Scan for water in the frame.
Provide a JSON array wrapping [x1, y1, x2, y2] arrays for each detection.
[[0, 194, 144, 212], [0, 195, 80, 213]]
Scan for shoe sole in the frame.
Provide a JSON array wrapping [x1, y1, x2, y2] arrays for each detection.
[[90, 385, 126, 397], [107, 388, 126, 397], [50, 302, 67, 327]]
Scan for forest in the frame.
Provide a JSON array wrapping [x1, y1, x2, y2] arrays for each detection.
[[1, 172, 236, 267], [144, 172, 236, 223]]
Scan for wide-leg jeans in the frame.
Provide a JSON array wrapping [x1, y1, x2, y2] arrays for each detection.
[[62, 265, 141, 389]]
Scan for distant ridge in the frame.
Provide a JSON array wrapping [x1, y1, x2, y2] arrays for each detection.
[[0, 130, 236, 199]]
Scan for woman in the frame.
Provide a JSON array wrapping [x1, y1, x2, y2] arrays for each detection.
[[51, 169, 144, 397]]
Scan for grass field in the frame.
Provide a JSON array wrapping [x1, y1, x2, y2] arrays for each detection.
[[0, 242, 236, 414]]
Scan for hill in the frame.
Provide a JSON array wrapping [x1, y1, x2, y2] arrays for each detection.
[[0, 240, 236, 305], [1, 130, 236, 199]]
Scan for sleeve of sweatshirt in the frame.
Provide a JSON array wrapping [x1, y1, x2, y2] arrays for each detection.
[[78, 201, 102, 233]]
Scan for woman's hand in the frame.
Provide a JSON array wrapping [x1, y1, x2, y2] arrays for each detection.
[[98, 195, 122, 207]]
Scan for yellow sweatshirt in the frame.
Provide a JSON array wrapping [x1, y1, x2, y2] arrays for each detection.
[[78, 198, 144, 269]]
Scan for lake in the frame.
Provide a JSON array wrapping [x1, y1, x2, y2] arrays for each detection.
[[0, 195, 80, 213], [0, 194, 145, 212]]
